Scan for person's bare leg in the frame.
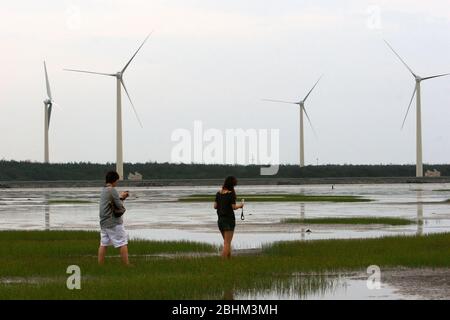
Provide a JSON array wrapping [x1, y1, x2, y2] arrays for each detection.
[[227, 231, 234, 258], [98, 246, 107, 265], [119, 245, 130, 265], [222, 231, 234, 259]]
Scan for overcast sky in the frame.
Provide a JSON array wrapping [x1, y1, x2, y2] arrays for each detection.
[[1, 0, 449, 165]]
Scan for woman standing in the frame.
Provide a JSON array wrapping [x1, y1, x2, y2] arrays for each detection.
[[214, 176, 244, 258]]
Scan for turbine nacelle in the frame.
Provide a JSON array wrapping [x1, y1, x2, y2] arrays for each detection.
[[385, 40, 450, 131], [64, 33, 152, 130], [385, 39, 450, 178], [63, 33, 152, 177], [262, 75, 322, 142], [262, 75, 322, 167], [44, 98, 52, 105]]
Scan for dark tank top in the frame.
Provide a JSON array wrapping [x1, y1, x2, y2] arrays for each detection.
[[215, 191, 236, 219]]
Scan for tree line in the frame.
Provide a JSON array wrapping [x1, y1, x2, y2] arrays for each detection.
[[0, 160, 449, 181]]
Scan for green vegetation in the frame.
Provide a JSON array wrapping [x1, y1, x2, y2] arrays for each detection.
[[48, 199, 93, 205], [179, 194, 371, 203], [1, 231, 450, 299], [0, 231, 217, 258], [1, 160, 450, 181], [281, 217, 415, 226], [433, 189, 450, 192]]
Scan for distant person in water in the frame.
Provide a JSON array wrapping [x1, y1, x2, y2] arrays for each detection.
[[98, 171, 130, 266], [214, 176, 244, 258]]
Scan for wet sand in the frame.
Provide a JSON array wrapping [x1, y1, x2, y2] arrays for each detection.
[[382, 268, 450, 300]]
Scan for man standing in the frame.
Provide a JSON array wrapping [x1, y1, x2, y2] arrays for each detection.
[[98, 171, 130, 265]]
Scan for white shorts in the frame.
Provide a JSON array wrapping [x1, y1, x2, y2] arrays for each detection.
[[100, 224, 128, 248]]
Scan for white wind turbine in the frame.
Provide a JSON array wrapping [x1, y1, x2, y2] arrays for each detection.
[[65, 34, 151, 179], [385, 40, 450, 177], [43, 61, 58, 163], [263, 75, 323, 167]]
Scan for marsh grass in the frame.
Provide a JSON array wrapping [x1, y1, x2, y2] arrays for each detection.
[[179, 194, 371, 203], [2, 231, 450, 299], [281, 217, 415, 226], [0, 231, 217, 260]]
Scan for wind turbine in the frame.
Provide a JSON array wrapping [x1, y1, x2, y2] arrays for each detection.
[[385, 40, 450, 177], [65, 33, 151, 180], [43, 61, 58, 163], [263, 75, 323, 167]]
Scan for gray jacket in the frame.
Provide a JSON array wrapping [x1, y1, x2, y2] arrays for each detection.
[[99, 186, 126, 229]]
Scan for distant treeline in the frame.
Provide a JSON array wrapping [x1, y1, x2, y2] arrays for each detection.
[[0, 160, 449, 181]]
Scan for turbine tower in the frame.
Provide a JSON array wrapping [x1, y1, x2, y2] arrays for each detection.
[[65, 34, 151, 179], [43, 61, 57, 163], [263, 76, 322, 167], [385, 40, 450, 177]]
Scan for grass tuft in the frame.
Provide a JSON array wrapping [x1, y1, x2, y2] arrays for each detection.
[[281, 217, 415, 226], [179, 194, 372, 203]]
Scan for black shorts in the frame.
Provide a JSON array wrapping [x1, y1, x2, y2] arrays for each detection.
[[218, 218, 236, 232]]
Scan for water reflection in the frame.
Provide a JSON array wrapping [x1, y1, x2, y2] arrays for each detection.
[[416, 191, 423, 236], [44, 193, 50, 230], [234, 274, 339, 300], [232, 273, 408, 300], [300, 203, 305, 220], [300, 203, 306, 240]]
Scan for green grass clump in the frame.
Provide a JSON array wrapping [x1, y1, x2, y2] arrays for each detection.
[[179, 194, 371, 203], [2, 231, 450, 299], [48, 199, 92, 204], [262, 234, 450, 267], [281, 217, 415, 226], [0, 230, 217, 260]]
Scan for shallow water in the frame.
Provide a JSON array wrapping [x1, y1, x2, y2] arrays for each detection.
[[234, 274, 414, 300], [1, 183, 449, 248], [1, 183, 448, 300]]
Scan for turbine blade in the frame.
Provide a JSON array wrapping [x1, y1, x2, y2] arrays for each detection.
[[422, 73, 450, 81], [121, 79, 143, 128], [262, 99, 298, 105], [384, 40, 416, 77], [44, 61, 52, 100], [303, 75, 323, 103], [401, 86, 417, 130], [121, 32, 153, 74], [64, 69, 115, 77], [302, 105, 317, 138]]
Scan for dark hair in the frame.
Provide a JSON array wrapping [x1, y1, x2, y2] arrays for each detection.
[[222, 176, 238, 194], [105, 171, 120, 184]]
